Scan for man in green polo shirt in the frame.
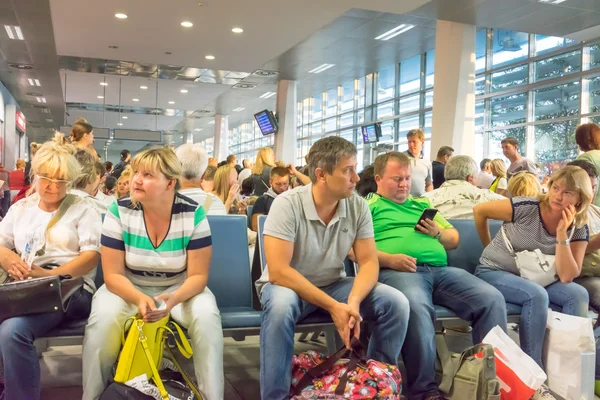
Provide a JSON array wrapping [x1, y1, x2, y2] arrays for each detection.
[[367, 151, 507, 400]]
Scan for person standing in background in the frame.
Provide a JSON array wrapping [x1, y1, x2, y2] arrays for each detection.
[[238, 158, 253, 186], [111, 150, 131, 180], [432, 146, 454, 189], [489, 159, 509, 197], [404, 129, 433, 197], [70, 118, 98, 159], [9, 159, 25, 201], [474, 158, 495, 189], [575, 123, 600, 207], [502, 136, 538, 179], [251, 147, 276, 196]]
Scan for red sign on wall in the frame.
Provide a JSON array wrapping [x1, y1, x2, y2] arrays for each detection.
[[15, 110, 26, 133]]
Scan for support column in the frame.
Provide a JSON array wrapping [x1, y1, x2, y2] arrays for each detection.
[[185, 132, 194, 144], [274, 80, 297, 163], [4, 104, 17, 170], [430, 21, 476, 159], [213, 114, 229, 161]]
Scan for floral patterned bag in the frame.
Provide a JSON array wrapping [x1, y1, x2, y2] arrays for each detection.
[[290, 338, 402, 399]]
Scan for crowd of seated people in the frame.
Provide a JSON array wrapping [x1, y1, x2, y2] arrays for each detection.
[[5, 119, 600, 400]]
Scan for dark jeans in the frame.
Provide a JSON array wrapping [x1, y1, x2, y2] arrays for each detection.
[[0, 287, 92, 400]]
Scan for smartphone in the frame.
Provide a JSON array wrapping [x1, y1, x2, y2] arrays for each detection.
[[414, 208, 438, 231]]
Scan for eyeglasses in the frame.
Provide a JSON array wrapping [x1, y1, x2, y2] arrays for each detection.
[[36, 175, 70, 185]]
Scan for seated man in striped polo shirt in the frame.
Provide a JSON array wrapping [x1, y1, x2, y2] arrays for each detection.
[[82, 147, 223, 400]]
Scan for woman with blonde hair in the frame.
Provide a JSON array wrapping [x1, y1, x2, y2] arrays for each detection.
[[489, 158, 508, 196], [82, 146, 223, 400], [473, 165, 592, 397], [212, 164, 241, 214], [576, 122, 600, 206], [115, 165, 132, 199], [251, 147, 275, 196], [0, 140, 101, 399], [507, 171, 542, 197], [70, 150, 105, 212]]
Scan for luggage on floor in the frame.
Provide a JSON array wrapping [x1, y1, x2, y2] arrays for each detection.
[[483, 326, 546, 400], [435, 332, 500, 400], [290, 337, 402, 399], [543, 310, 595, 400]]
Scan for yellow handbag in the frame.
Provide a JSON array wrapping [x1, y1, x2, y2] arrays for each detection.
[[114, 315, 203, 400]]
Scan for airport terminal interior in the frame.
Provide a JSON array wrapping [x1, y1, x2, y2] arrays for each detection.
[[2, 0, 600, 399]]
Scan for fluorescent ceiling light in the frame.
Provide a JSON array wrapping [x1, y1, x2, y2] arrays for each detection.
[[168, 101, 175, 104], [115, 13, 128, 19], [232, 27, 244, 33], [193, 128, 202, 132], [233, 107, 245, 112], [46, 118, 53, 122], [36, 97, 46, 103], [117, 123, 123, 126], [132, 98, 139, 102], [140, 85, 148, 90], [259, 91, 276, 99], [28, 78, 34, 86], [180, 89, 188, 94], [375, 24, 415, 41], [100, 82, 108, 86], [5, 25, 23, 40], [539, 0, 566, 3], [308, 63, 335, 74], [97, 95, 104, 99], [122, 116, 128, 119], [181, 21, 193, 28], [28, 78, 40, 86], [205, 55, 215, 60], [208, 120, 215, 125], [34, 79, 40, 86]]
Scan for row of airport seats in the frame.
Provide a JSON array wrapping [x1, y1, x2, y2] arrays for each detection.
[[35, 215, 522, 355]]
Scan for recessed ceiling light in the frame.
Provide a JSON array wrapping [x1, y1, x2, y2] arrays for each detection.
[[122, 116, 128, 119], [115, 13, 128, 19], [208, 120, 215, 125], [232, 27, 244, 33], [100, 82, 108, 86], [28, 78, 40, 87], [97, 95, 104, 99], [193, 128, 202, 132], [539, 0, 567, 3], [233, 107, 245, 112], [205, 55, 215, 60], [117, 123, 123, 126], [4, 25, 24, 40], [375, 24, 415, 41], [168, 101, 175, 104], [180, 89, 188, 94], [259, 91, 276, 99], [140, 85, 148, 90], [132, 98, 139, 102], [308, 64, 336, 74], [36, 97, 46, 103], [181, 21, 193, 28]]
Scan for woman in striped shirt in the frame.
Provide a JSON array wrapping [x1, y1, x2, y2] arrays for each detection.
[[82, 147, 223, 400]]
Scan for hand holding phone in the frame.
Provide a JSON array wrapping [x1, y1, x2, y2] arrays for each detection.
[[414, 208, 439, 232]]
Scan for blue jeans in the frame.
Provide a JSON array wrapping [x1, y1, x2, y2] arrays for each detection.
[[259, 277, 410, 400], [0, 288, 92, 400], [476, 266, 589, 368], [379, 266, 507, 399]]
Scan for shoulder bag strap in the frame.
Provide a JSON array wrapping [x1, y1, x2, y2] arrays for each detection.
[[435, 333, 458, 394], [166, 345, 203, 400], [45, 194, 77, 240], [202, 194, 212, 212], [139, 334, 169, 400], [500, 225, 516, 255]]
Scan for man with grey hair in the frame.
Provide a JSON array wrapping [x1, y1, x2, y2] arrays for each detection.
[[256, 136, 409, 400], [175, 143, 227, 215], [424, 155, 504, 219]]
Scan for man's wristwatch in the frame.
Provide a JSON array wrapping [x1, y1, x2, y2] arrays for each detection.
[[556, 239, 570, 246], [434, 231, 442, 241]]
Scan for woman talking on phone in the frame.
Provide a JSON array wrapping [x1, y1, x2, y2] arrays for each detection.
[[82, 147, 224, 400], [473, 165, 592, 399]]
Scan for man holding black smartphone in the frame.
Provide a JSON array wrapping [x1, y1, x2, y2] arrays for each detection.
[[366, 151, 507, 400]]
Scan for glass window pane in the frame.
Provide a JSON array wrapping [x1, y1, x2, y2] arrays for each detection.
[[589, 76, 600, 113], [357, 109, 364, 125], [425, 90, 433, 108], [340, 129, 353, 143], [400, 55, 421, 95], [303, 98, 311, 125], [341, 80, 354, 112], [400, 93, 420, 113], [425, 50, 435, 88], [476, 29, 487, 73], [297, 102, 303, 126], [357, 77, 366, 108], [535, 50, 581, 82], [534, 81, 580, 121], [399, 114, 420, 136], [492, 29, 528, 68], [487, 127, 527, 161], [380, 120, 394, 144], [325, 117, 337, 132], [491, 64, 528, 92], [535, 34, 576, 55], [475, 75, 485, 96], [377, 66, 395, 102], [424, 112, 433, 159], [475, 100, 484, 131], [312, 96, 323, 121], [491, 92, 527, 127], [534, 119, 579, 175], [376, 100, 394, 119], [326, 88, 338, 117], [474, 133, 484, 164], [340, 112, 354, 128], [310, 121, 322, 136]]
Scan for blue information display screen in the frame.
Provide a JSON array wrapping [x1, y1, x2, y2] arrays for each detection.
[[255, 111, 275, 135], [361, 125, 378, 144]]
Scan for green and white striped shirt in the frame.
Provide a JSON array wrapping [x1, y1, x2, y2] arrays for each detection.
[[101, 193, 212, 287]]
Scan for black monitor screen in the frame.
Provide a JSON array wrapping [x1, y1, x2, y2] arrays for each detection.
[[254, 110, 276, 135], [361, 124, 379, 144]]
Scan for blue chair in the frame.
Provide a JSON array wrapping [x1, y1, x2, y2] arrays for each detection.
[[246, 205, 253, 229]]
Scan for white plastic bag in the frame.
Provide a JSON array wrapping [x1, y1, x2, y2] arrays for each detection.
[[482, 326, 547, 400], [543, 310, 595, 400]]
